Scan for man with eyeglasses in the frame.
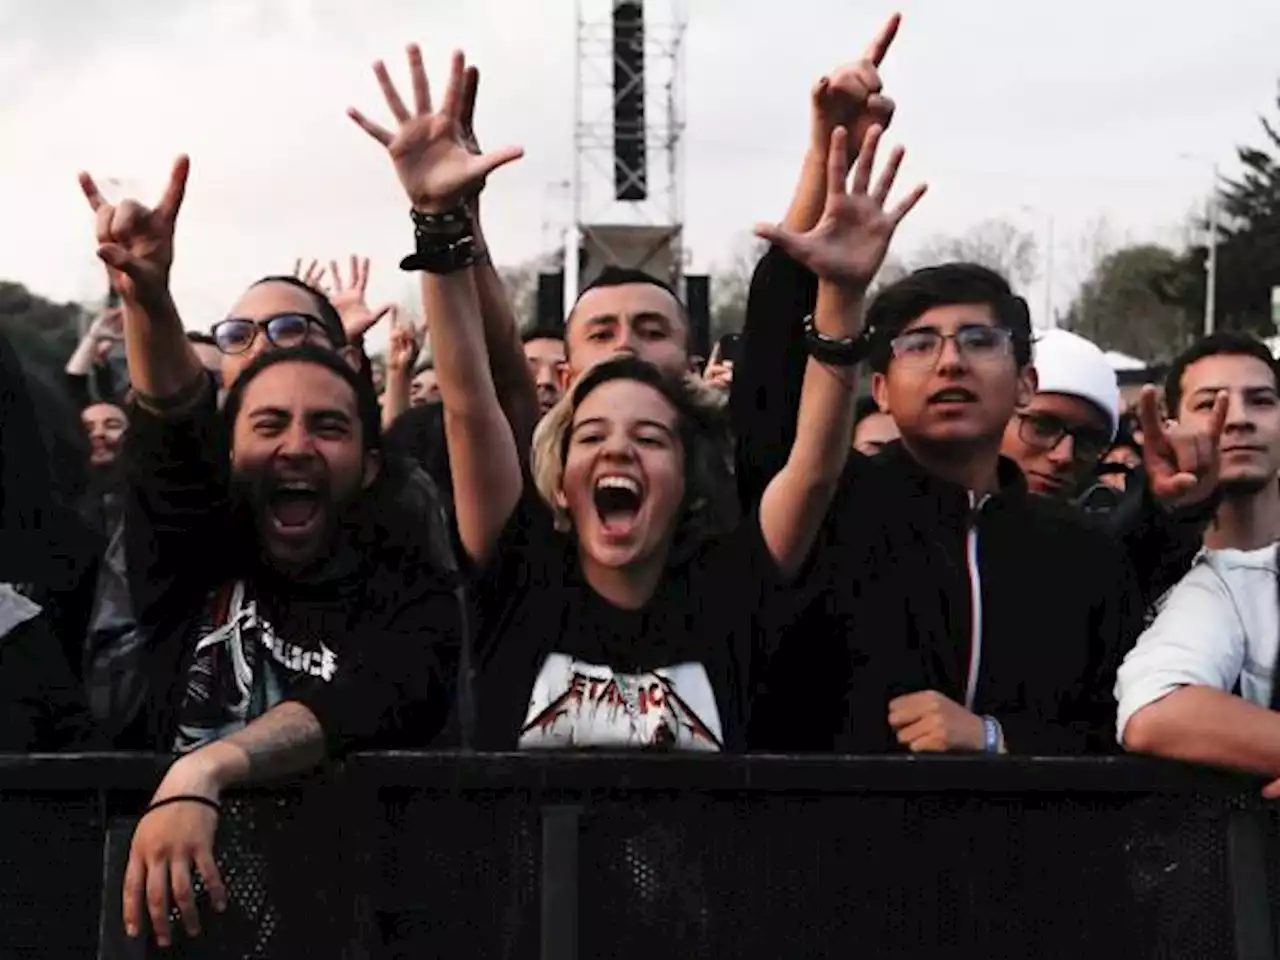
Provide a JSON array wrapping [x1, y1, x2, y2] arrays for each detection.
[[1000, 328, 1224, 607], [738, 246, 1145, 755], [208, 276, 353, 390]]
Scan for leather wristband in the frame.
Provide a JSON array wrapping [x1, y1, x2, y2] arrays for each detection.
[[400, 206, 480, 274], [802, 313, 874, 367]]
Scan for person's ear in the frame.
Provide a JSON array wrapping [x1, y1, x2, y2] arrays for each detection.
[[871, 371, 891, 415], [1016, 364, 1039, 409]]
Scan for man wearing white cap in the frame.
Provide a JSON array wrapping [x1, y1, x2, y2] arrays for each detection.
[[1001, 329, 1120, 500], [1002, 327, 1225, 606]]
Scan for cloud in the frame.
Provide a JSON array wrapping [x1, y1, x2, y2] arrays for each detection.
[[3, 0, 1279, 343]]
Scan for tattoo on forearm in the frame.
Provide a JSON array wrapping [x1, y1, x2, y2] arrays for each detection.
[[226, 702, 325, 780]]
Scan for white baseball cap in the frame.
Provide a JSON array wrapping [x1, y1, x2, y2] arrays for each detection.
[[1031, 329, 1121, 440]]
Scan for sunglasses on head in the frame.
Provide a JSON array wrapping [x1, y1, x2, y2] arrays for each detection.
[[210, 313, 331, 356]]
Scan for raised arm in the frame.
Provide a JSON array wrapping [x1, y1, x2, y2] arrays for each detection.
[[783, 14, 899, 234], [381, 314, 419, 430], [732, 16, 899, 506], [753, 125, 925, 580], [78, 158, 205, 406], [349, 45, 526, 567], [459, 65, 542, 454]]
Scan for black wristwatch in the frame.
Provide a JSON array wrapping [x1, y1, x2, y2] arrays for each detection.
[[802, 313, 874, 367]]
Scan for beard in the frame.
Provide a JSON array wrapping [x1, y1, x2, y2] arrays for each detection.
[[227, 462, 354, 571]]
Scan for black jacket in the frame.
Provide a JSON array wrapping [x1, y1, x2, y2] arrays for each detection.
[[753, 443, 1145, 753], [733, 249, 1145, 753], [731, 246, 1207, 611]]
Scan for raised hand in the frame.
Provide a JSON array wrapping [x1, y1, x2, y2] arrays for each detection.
[[293, 258, 329, 292], [1135, 384, 1228, 509], [755, 125, 926, 293], [386, 313, 422, 375], [328, 255, 395, 341], [348, 46, 523, 212], [811, 14, 901, 163], [79, 157, 189, 308]]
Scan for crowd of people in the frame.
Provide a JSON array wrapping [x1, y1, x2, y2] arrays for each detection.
[[3, 14, 1278, 949]]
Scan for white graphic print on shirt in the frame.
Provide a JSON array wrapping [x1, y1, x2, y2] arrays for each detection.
[[519, 653, 724, 751], [173, 581, 339, 753]]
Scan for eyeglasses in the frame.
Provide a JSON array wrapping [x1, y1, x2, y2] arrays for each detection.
[[1016, 412, 1111, 464], [210, 313, 329, 356], [889, 325, 1013, 369]]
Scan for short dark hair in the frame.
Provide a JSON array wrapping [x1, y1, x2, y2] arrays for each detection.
[[566, 267, 688, 346], [853, 395, 882, 429], [221, 344, 381, 454], [864, 263, 1032, 374], [522, 326, 565, 345], [186, 330, 216, 346], [1163, 332, 1280, 417], [580, 266, 680, 301], [249, 275, 348, 348]]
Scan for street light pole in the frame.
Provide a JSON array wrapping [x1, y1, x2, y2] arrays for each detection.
[[1204, 164, 1218, 336], [1020, 205, 1055, 326], [1044, 215, 1055, 327]]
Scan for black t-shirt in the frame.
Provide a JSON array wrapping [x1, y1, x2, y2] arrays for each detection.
[[467, 495, 791, 751], [122, 383, 460, 753]]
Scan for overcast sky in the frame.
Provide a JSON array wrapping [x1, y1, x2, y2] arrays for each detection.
[[2, 0, 1278, 349]]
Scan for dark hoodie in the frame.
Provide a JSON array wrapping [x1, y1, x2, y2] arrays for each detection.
[[116, 381, 461, 754], [733, 249, 1145, 753]]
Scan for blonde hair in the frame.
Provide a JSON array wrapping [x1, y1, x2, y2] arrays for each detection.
[[531, 357, 735, 551]]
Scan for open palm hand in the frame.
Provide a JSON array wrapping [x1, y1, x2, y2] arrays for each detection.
[[756, 125, 926, 293], [349, 46, 522, 213]]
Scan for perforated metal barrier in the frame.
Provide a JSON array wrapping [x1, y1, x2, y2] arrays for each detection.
[[0, 753, 1275, 960]]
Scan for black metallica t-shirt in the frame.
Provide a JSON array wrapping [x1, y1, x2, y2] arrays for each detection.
[[467, 494, 796, 751]]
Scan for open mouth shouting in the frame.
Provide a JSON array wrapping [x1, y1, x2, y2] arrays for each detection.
[[267, 480, 324, 538], [593, 474, 645, 541]]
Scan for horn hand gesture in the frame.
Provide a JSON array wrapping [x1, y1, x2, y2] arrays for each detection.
[[78, 157, 189, 309], [348, 46, 523, 213], [755, 125, 925, 295]]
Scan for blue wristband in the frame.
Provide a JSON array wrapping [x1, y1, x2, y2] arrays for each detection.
[[981, 715, 1000, 754]]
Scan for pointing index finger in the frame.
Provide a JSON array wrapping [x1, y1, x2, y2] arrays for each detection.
[[864, 13, 902, 67], [1209, 389, 1229, 439]]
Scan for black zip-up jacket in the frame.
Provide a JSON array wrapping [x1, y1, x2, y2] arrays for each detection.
[[733, 249, 1146, 753], [732, 246, 1209, 612], [761, 442, 1145, 753]]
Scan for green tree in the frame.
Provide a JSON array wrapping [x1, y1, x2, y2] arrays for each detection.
[[1206, 81, 1280, 335], [0, 281, 86, 374], [1061, 244, 1199, 362]]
